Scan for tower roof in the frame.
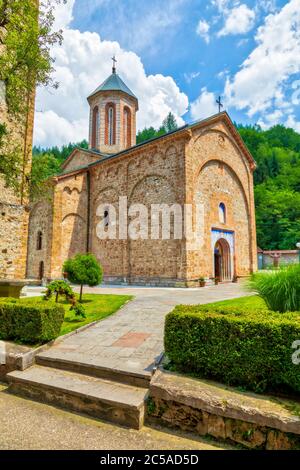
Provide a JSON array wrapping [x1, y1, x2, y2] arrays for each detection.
[[88, 72, 137, 101]]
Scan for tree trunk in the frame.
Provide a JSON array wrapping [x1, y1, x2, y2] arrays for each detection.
[[55, 291, 58, 303], [79, 284, 83, 303]]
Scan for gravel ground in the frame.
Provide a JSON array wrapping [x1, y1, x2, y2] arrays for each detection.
[[0, 384, 233, 450]]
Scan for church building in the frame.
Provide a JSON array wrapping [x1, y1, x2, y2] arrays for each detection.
[[27, 63, 257, 287]]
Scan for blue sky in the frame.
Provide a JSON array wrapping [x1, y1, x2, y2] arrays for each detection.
[[34, 0, 300, 147]]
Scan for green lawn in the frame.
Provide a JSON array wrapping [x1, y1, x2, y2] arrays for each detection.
[[20, 293, 133, 337], [203, 295, 266, 310]]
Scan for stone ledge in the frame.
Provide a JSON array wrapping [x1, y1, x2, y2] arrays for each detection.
[[148, 369, 300, 449]]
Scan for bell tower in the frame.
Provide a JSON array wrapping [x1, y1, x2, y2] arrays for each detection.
[[87, 58, 139, 155]]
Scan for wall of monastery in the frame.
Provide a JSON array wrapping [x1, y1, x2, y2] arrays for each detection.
[[89, 137, 187, 284], [185, 120, 257, 281], [27, 172, 89, 280]]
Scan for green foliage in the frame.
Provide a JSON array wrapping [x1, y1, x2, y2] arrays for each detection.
[[0, 0, 65, 190], [30, 153, 60, 200], [70, 302, 86, 319], [237, 124, 300, 249], [32, 140, 88, 165], [63, 253, 103, 302], [165, 302, 300, 394], [44, 280, 75, 303], [136, 112, 177, 144], [0, 299, 64, 343], [0, 122, 22, 191], [162, 112, 178, 133], [249, 264, 300, 312]]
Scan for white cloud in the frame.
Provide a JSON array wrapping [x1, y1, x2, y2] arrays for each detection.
[[52, 0, 75, 30], [196, 19, 210, 43], [218, 4, 255, 37], [225, 0, 300, 118], [190, 87, 218, 121], [184, 71, 201, 84], [34, 1, 188, 147], [285, 114, 300, 133]]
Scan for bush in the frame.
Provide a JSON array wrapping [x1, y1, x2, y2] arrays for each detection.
[[0, 300, 64, 344], [44, 280, 75, 303], [165, 304, 300, 394], [63, 253, 103, 302], [249, 264, 300, 312]]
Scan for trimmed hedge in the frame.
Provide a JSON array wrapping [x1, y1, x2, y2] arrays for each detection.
[[0, 300, 65, 343], [165, 304, 300, 394]]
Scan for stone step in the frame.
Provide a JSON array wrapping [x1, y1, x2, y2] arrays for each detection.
[[35, 352, 152, 388], [7, 365, 148, 430]]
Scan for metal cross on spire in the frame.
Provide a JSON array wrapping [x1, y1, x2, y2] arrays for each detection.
[[112, 55, 117, 74], [216, 95, 223, 113]]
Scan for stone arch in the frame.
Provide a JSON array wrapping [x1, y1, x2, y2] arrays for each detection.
[[194, 159, 251, 278], [60, 213, 87, 265], [63, 186, 81, 195], [128, 174, 179, 280], [195, 159, 250, 217], [193, 128, 251, 181], [165, 145, 177, 159]]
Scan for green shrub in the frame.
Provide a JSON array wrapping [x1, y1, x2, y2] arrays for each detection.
[[44, 280, 75, 303], [70, 302, 86, 319], [249, 264, 300, 312], [0, 301, 64, 344], [63, 253, 103, 302], [165, 304, 300, 394]]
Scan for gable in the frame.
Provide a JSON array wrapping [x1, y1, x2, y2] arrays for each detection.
[[61, 149, 101, 173]]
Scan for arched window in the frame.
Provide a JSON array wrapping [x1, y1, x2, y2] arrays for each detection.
[[105, 103, 116, 146], [37, 231, 43, 251], [123, 106, 131, 148], [91, 106, 99, 148], [219, 203, 226, 224]]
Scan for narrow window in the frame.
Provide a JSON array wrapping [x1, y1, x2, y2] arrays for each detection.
[[91, 106, 99, 148], [37, 231, 43, 250], [124, 106, 131, 148], [219, 203, 226, 224], [108, 106, 114, 145], [39, 261, 44, 280]]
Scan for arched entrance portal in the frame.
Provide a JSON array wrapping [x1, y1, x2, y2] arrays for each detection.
[[214, 239, 232, 281]]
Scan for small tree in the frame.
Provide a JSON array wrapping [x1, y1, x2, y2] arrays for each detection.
[[63, 254, 103, 302]]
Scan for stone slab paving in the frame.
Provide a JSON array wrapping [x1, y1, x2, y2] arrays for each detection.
[[37, 283, 250, 379]]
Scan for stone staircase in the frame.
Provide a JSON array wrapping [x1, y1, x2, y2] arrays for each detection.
[[7, 354, 149, 430]]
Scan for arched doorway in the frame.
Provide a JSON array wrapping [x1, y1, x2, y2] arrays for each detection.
[[214, 239, 232, 281]]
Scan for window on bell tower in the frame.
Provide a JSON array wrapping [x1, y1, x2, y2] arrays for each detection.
[[123, 106, 131, 148], [91, 106, 99, 149], [105, 103, 116, 146]]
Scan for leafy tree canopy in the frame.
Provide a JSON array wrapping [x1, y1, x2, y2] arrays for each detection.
[[0, 0, 65, 190], [63, 253, 103, 302]]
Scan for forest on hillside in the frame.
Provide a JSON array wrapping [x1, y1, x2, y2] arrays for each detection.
[[32, 115, 300, 251]]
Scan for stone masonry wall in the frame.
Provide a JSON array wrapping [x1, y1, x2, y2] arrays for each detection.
[[89, 137, 187, 283], [185, 119, 257, 281]]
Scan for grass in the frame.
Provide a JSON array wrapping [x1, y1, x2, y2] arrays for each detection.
[[19, 293, 133, 337], [203, 295, 266, 310]]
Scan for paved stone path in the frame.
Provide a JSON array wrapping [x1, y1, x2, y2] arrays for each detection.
[[37, 283, 249, 380]]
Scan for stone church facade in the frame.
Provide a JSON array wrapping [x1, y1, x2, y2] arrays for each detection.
[[27, 67, 257, 286]]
